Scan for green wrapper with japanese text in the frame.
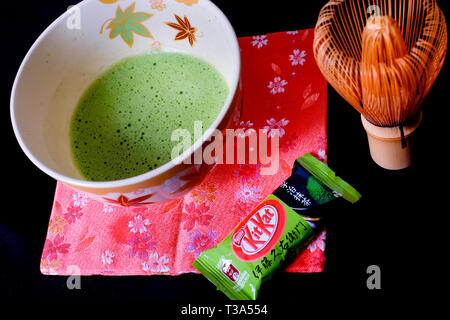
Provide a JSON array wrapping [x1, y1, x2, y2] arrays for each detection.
[[193, 154, 361, 300]]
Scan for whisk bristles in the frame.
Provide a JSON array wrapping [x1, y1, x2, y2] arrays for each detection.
[[314, 0, 447, 127]]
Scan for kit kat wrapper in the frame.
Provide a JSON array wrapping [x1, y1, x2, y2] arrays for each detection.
[[193, 153, 361, 300]]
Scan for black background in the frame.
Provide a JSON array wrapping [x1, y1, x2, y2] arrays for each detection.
[[1, 0, 448, 313]]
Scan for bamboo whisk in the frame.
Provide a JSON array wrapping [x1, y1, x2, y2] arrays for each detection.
[[313, 0, 447, 169]]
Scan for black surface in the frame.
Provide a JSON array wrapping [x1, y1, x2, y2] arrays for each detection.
[[1, 0, 448, 312]]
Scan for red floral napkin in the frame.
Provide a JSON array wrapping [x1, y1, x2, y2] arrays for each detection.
[[40, 29, 327, 276]]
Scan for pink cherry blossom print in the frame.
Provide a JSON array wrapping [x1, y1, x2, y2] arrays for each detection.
[[127, 234, 156, 260], [72, 192, 88, 208], [289, 49, 307, 66], [142, 252, 170, 273], [308, 230, 326, 253], [64, 205, 84, 224], [235, 184, 262, 204], [185, 229, 219, 258], [263, 118, 290, 138], [128, 215, 151, 234], [252, 35, 268, 48], [101, 250, 115, 266], [42, 235, 70, 262], [182, 202, 213, 231], [103, 204, 114, 214], [237, 120, 255, 137], [239, 120, 254, 130], [268, 77, 288, 95]]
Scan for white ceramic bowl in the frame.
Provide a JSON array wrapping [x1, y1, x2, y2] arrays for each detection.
[[11, 0, 241, 206]]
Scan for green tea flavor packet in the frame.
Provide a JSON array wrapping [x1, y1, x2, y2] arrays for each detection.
[[193, 153, 361, 300]]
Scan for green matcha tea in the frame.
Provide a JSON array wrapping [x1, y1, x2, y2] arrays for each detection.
[[70, 52, 228, 181]]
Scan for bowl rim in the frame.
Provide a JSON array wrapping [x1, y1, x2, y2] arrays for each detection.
[[10, 0, 241, 190]]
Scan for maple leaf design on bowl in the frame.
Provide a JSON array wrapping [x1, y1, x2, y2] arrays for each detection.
[[165, 14, 197, 47], [100, 2, 154, 48]]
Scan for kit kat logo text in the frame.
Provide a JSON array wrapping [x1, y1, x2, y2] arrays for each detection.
[[232, 199, 286, 261]]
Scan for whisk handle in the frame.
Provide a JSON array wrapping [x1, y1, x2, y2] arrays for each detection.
[[361, 112, 423, 170]]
